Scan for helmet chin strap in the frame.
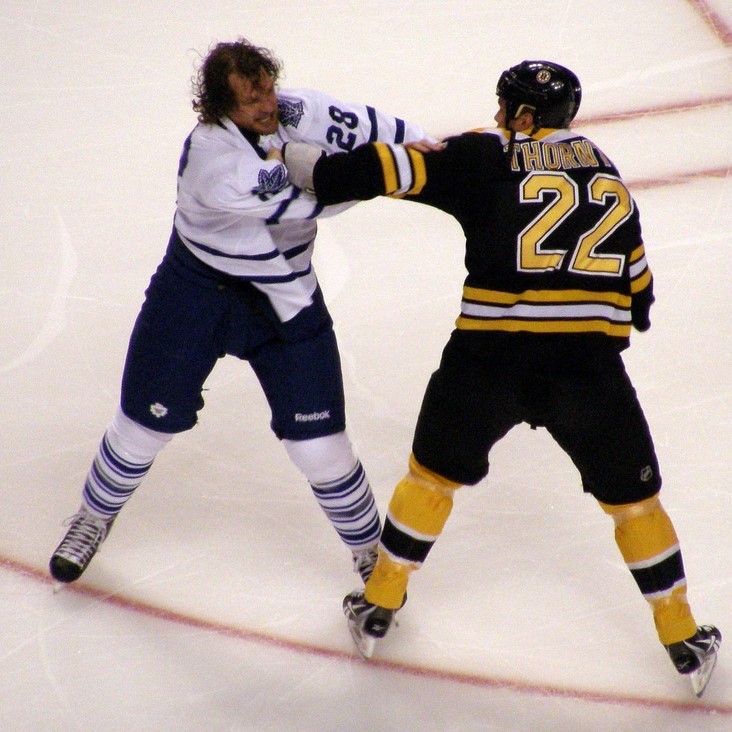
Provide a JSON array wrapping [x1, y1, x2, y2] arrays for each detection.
[[505, 128, 517, 165], [505, 106, 539, 164]]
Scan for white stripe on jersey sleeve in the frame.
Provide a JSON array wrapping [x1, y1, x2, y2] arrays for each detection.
[[391, 145, 421, 195]]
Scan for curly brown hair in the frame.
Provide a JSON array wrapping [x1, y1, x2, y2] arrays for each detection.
[[191, 39, 283, 124]]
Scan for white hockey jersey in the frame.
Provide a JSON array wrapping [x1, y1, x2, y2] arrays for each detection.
[[174, 88, 428, 321]]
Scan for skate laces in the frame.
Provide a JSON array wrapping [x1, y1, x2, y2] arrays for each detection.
[[55, 509, 113, 565]]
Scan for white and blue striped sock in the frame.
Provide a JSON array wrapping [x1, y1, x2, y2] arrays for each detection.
[[310, 459, 381, 550], [82, 432, 154, 517], [81, 407, 172, 519]]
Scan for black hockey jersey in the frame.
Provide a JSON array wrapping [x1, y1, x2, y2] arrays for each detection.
[[310, 127, 654, 347]]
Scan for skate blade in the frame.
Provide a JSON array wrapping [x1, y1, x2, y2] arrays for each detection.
[[690, 651, 718, 697], [347, 619, 376, 660], [52, 581, 65, 594]]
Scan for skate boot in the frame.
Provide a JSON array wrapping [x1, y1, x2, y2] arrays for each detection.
[[50, 506, 115, 583], [343, 589, 395, 659], [352, 545, 379, 583], [665, 625, 722, 697]]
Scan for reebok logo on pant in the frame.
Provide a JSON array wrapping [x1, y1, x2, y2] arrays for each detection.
[[294, 410, 331, 422]]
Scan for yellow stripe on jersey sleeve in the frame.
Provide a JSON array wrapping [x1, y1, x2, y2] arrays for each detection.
[[630, 268, 652, 293], [386, 146, 427, 198], [405, 147, 427, 195], [627, 244, 652, 294], [629, 244, 646, 264], [373, 142, 399, 194]]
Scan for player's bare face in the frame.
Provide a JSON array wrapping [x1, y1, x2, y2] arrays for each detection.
[[494, 97, 535, 133], [228, 72, 278, 135]]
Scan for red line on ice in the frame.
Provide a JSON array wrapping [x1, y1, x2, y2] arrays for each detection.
[[2, 555, 730, 718]]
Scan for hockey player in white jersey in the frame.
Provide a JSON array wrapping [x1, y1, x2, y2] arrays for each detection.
[[50, 38, 430, 592]]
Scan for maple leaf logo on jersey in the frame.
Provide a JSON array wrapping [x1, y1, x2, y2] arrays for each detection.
[[253, 164, 288, 200], [277, 99, 304, 128]]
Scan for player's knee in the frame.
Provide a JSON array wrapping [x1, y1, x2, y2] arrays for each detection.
[[109, 406, 174, 463], [282, 431, 356, 484], [387, 454, 462, 535], [598, 491, 680, 563], [598, 492, 661, 527], [407, 454, 462, 495]]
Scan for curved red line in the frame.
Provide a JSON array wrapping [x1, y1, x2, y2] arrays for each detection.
[[571, 1, 732, 128], [686, 0, 732, 46], [628, 165, 732, 190], [577, 95, 732, 126], [2, 555, 729, 717]]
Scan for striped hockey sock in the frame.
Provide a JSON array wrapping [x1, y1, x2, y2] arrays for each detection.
[[366, 454, 461, 609], [600, 493, 697, 645], [310, 459, 381, 550], [81, 408, 172, 518], [82, 431, 155, 517]]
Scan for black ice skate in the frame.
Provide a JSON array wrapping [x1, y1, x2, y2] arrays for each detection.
[[665, 625, 721, 697], [50, 506, 115, 583], [343, 589, 395, 659]]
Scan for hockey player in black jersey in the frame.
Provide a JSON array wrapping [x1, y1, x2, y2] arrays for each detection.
[[282, 60, 720, 694]]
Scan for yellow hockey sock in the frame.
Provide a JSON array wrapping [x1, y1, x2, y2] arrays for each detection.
[[600, 494, 697, 645], [365, 552, 412, 609], [365, 454, 461, 609], [388, 454, 460, 536]]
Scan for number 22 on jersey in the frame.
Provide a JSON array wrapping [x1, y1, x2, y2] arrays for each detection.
[[517, 171, 633, 276]]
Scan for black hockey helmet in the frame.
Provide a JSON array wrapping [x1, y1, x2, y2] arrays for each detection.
[[496, 60, 581, 128]]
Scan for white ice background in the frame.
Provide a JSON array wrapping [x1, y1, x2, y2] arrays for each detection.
[[1, 1, 731, 730]]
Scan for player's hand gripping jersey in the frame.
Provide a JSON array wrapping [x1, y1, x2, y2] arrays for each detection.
[[291, 127, 655, 347], [174, 88, 428, 322]]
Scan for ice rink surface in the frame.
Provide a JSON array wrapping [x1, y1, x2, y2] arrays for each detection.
[[2, 1, 731, 729]]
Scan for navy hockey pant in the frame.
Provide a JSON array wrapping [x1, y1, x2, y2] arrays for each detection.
[[120, 232, 346, 440]]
